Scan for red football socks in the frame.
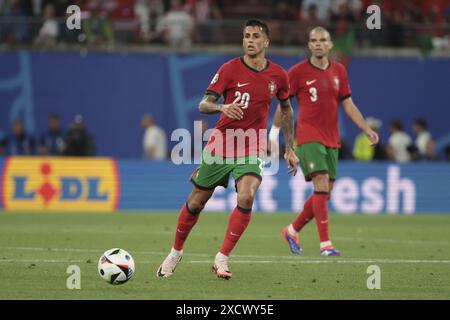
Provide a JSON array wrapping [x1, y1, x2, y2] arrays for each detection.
[[312, 191, 330, 242], [219, 206, 252, 256], [292, 196, 314, 232], [173, 203, 200, 251]]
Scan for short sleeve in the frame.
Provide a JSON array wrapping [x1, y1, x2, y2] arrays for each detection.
[[206, 62, 233, 99], [339, 65, 352, 101], [287, 65, 299, 97], [277, 68, 290, 101]]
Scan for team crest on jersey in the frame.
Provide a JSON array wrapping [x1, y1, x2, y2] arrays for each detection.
[[211, 73, 219, 84], [333, 76, 340, 90], [268, 81, 277, 96]]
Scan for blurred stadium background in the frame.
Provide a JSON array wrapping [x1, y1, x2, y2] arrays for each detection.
[[0, 0, 449, 214]]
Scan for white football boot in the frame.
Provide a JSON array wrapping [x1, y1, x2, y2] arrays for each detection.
[[211, 252, 232, 280], [156, 249, 183, 278]]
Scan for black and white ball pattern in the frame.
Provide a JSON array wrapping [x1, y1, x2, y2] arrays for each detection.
[[98, 248, 135, 285]]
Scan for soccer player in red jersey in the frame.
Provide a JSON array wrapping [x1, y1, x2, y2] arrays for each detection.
[[271, 27, 379, 256], [157, 19, 299, 279]]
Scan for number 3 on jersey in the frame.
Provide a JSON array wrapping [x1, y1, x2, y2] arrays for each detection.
[[309, 87, 318, 102], [234, 91, 250, 109]]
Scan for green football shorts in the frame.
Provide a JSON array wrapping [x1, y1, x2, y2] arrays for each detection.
[[295, 142, 339, 182], [190, 150, 264, 190]]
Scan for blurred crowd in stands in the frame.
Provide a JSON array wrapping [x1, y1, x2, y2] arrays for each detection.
[[141, 113, 168, 160], [269, 117, 449, 162], [0, 0, 449, 53], [3, 114, 448, 162], [349, 117, 444, 162], [0, 114, 96, 156]]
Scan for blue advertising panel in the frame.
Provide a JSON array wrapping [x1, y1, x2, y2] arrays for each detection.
[[1, 51, 449, 158], [1, 158, 449, 213], [117, 160, 450, 214]]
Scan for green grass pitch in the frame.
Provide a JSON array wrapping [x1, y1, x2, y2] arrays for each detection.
[[0, 211, 449, 300]]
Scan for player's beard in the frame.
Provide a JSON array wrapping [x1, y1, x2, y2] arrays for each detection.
[[246, 47, 264, 59], [247, 52, 260, 58], [313, 51, 327, 59]]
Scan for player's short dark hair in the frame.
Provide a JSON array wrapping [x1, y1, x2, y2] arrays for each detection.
[[12, 118, 23, 125], [389, 119, 403, 131], [445, 144, 450, 155], [244, 19, 269, 38], [49, 113, 59, 120], [309, 26, 331, 40], [414, 118, 427, 129]]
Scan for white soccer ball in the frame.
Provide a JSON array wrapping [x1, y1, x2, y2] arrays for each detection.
[[98, 248, 135, 285]]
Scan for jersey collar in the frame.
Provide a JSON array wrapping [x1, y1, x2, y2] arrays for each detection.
[[308, 58, 331, 71], [240, 56, 270, 73]]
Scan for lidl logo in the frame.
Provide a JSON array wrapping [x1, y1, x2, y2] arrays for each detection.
[[2, 157, 120, 212]]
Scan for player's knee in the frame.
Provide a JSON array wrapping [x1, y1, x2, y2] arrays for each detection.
[[186, 199, 204, 214], [312, 173, 329, 192], [237, 190, 256, 208], [187, 194, 208, 214], [187, 188, 213, 214]]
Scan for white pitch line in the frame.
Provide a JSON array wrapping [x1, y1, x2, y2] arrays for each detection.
[[154, 231, 450, 246], [188, 259, 450, 264], [0, 246, 187, 256], [2, 246, 450, 263], [0, 259, 85, 263], [0, 246, 102, 253], [334, 237, 450, 246], [0, 246, 336, 260], [1, 258, 450, 265]]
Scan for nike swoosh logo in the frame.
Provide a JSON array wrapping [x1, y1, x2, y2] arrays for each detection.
[[230, 232, 240, 237], [306, 80, 317, 85], [320, 220, 328, 224], [237, 82, 249, 87]]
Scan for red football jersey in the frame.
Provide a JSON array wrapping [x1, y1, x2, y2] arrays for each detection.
[[289, 59, 351, 148], [205, 57, 289, 157]]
